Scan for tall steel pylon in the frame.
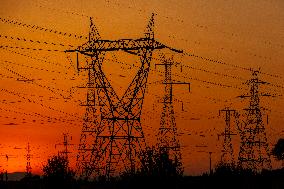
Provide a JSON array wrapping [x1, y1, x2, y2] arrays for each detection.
[[219, 107, 236, 165], [25, 143, 32, 177], [0, 153, 17, 181], [155, 55, 189, 175], [236, 70, 272, 171], [66, 14, 182, 179], [55, 133, 73, 164]]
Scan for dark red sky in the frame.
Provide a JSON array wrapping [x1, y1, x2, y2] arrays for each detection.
[[0, 0, 283, 175]]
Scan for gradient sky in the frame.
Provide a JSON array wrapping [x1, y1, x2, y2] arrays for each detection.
[[0, 0, 283, 176]]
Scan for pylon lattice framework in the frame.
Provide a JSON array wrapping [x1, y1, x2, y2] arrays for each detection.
[[236, 70, 272, 171], [67, 14, 182, 179], [219, 107, 236, 165], [25, 143, 32, 177], [55, 133, 73, 164], [156, 55, 189, 175]]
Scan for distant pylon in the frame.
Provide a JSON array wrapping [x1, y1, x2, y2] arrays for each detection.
[[25, 143, 32, 177], [55, 133, 73, 164], [236, 70, 272, 171], [0, 153, 17, 181], [155, 54, 190, 175], [219, 107, 236, 165], [66, 14, 183, 179]]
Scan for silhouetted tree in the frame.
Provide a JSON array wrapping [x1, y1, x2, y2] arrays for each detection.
[[272, 139, 284, 164], [42, 155, 75, 188], [118, 146, 183, 189], [0, 171, 3, 182], [214, 162, 237, 176], [213, 161, 255, 176], [139, 146, 183, 177]]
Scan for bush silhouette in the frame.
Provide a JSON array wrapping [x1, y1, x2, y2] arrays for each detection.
[[213, 162, 256, 176], [138, 146, 183, 177], [117, 146, 183, 189], [272, 138, 284, 163], [42, 155, 75, 187]]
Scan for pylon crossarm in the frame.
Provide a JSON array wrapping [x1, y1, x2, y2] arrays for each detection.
[[66, 38, 181, 55]]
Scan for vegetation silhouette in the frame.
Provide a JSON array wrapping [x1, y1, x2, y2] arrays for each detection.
[[42, 154, 76, 188], [115, 146, 183, 189], [0, 148, 283, 189], [272, 138, 284, 166], [139, 145, 183, 177], [213, 161, 256, 176], [0, 171, 4, 181]]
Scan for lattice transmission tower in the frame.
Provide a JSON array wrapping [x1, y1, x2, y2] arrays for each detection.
[[155, 55, 189, 175], [236, 70, 272, 171], [55, 133, 73, 163], [219, 107, 236, 165], [25, 143, 32, 177], [66, 14, 182, 179]]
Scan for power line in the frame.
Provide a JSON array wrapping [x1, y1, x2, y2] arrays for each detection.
[[0, 106, 81, 126], [0, 45, 63, 52], [0, 17, 87, 40], [2, 60, 74, 77], [105, 56, 244, 89], [105, 0, 284, 50], [0, 34, 75, 48], [0, 88, 81, 121], [2, 48, 73, 69], [183, 52, 283, 79], [2, 29, 267, 92], [1, 65, 76, 99], [34, 3, 90, 18]]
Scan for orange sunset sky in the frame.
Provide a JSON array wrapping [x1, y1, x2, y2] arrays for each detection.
[[0, 0, 283, 176]]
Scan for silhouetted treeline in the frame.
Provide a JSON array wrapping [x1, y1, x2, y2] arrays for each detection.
[[1, 151, 284, 189], [1, 167, 283, 189], [42, 155, 76, 188]]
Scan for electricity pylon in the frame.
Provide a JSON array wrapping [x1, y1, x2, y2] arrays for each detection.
[[55, 133, 73, 164], [219, 107, 236, 165], [236, 70, 272, 171], [0, 154, 17, 181], [155, 54, 190, 175], [66, 14, 182, 179], [25, 143, 32, 177]]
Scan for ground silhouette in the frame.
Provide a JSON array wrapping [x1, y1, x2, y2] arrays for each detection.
[[1, 149, 283, 189]]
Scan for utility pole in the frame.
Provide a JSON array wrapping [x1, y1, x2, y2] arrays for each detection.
[[155, 54, 190, 175], [219, 107, 236, 165], [66, 14, 182, 179], [196, 150, 214, 175], [209, 151, 213, 175], [236, 70, 272, 171]]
